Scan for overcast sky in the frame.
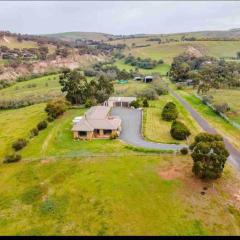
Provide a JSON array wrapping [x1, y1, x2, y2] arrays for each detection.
[[0, 1, 240, 35]]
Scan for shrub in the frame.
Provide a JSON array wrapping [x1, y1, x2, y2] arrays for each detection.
[[45, 98, 70, 119], [47, 116, 55, 122], [152, 82, 168, 95], [37, 120, 48, 131], [161, 102, 178, 121], [130, 100, 140, 108], [85, 99, 93, 108], [180, 147, 188, 155], [213, 102, 230, 114], [170, 120, 191, 140], [202, 95, 213, 105], [190, 133, 229, 179], [109, 132, 118, 140], [12, 138, 27, 151], [30, 128, 39, 138], [137, 88, 158, 100], [3, 154, 21, 163], [142, 98, 149, 108]]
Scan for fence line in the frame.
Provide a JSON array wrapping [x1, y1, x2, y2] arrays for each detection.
[[194, 93, 240, 130]]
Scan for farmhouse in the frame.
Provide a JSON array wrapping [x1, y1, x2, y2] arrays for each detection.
[[144, 76, 153, 83], [72, 106, 121, 140], [104, 96, 136, 107]]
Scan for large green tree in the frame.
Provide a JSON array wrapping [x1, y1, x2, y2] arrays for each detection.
[[59, 69, 89, 104], [190, 133, 229, 179]]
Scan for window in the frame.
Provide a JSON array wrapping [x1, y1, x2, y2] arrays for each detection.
[[103, 129, 112, 135], [78, 131, 87, 136]]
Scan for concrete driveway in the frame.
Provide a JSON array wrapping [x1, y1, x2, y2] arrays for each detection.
[[111, 107, 186, 151]]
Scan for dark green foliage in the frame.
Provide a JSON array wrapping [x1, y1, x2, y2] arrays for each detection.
[[130, 100, 140, 108], [124, 55, 163, 69], [170, 120, 191, 140], [142, 98, 149, 108], [30, 128, 39, 138], [37, 120, 48, 131], [3, 154, 21, 163], [161, 102, 178, 121], [190, 133, 229, 179], [180, 147, 189, 155], [85, 99, 93, 108], [12, 138, 27, 151], [59, 70, 114, 105], [84, 68, 97, 77], [45, 98, 70, 119]]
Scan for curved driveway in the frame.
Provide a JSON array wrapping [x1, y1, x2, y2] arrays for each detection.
[[111, 107, 186, 151]]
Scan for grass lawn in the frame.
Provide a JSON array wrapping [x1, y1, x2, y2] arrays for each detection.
[[0, 103, 47, 159], [19, 107, 145, 160], [0, 154, 240, 235], [0, 74, 61, 102], [178, 89, 240, 150], [208, 88, 240, 124], [143, 95, 201, 144], [113, 60, 170, 76], [114, 79, 148, 96]]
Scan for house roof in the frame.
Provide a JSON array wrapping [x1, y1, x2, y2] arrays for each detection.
[[71, 118, 94, 132], [108, 96, 136, 102], [85, 106, 110, 120], [72, 106, 121, 132]]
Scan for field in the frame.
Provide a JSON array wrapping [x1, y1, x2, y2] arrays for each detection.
[[0, 36, 56, 54], [208, 89, 240, 124], [111, 40, 240, 64], [1, 153, 240, 235], [0, 74, 62, 102], [114, 79, 148, 96], [113, 60, 170, 75], [143, 95, 201, 144], [0, 103, 47, 159]]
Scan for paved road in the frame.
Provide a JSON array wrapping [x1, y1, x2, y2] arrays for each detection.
[[112, 107, 186, 151], [170, 90, 240, 169]]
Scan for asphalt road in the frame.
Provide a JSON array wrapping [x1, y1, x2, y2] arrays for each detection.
[[111, 107, 186, 151], [170, 90, 240, 169]]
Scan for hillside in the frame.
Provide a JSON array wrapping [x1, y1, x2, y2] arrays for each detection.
[[44, 32, 113, 42], [45, 28, 240, 43]]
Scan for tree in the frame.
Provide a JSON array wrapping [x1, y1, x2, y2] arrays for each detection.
[[161, 102, 178, 121], [59, 70, 89, 104], [142, 98, 149, 108], [170, 120, 191, 140], [237, 51, 240, 59], [190, 133, 229, 179], [37, 121, 48, 131], [12, 138, 27, 151], [45, 98, 70, 119]]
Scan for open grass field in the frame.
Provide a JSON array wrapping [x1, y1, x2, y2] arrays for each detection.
[[0, 74, 62, 102], [178, 89, 240, 151], [208, 89, 240, 124], [114, 79, 148, 96], [0, 36, 56, 54], [113, 60, 170, 76], [0, 153, 240, 235], [143, 95, 201, 144], [118, 40, 240, 64], [0, 103, 47, 159]]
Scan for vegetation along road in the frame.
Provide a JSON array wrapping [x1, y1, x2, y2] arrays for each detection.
[[112, 107, 186, 151], [170, 89, 240, 169]]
